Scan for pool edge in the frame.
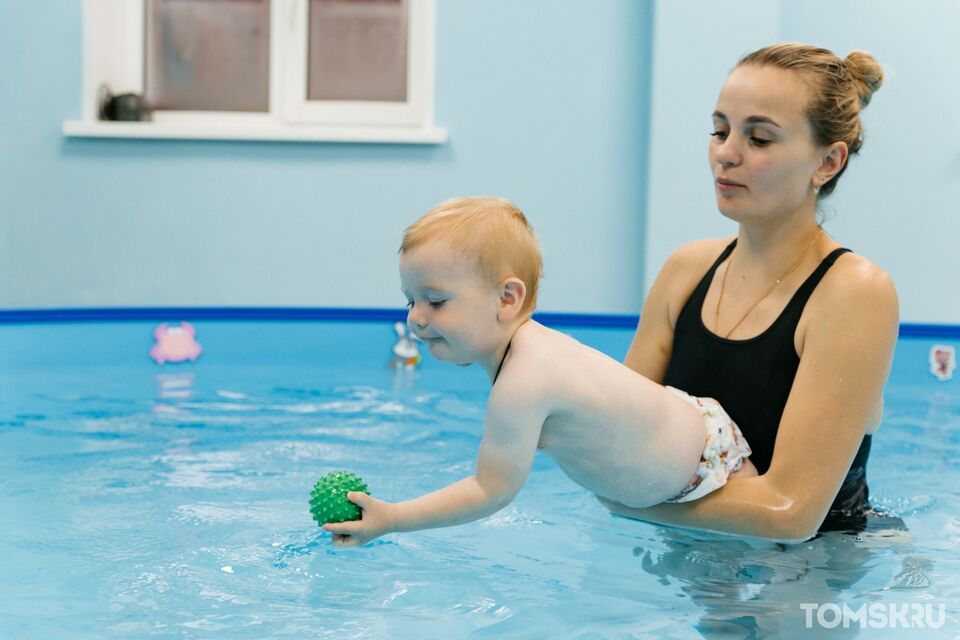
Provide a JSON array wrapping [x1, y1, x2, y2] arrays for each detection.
[[0, 307, 957, 336]]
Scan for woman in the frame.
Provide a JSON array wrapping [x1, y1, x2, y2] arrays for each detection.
[[604, 43, 899, 541]]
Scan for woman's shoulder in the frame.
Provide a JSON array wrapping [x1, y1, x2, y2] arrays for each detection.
[[808, 249, 899, 329], [819, 250, 898, 303], [660, 236, 735, 278], [645, 237, 737, 329]]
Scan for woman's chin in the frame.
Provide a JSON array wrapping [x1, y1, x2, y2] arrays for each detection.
[[715, 201, 743, 221]]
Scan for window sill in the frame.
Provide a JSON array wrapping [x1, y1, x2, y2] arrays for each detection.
[[61, 120, 448, 144]]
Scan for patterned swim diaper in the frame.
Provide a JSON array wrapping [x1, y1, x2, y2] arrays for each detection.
[[663, 386, 753, 503]]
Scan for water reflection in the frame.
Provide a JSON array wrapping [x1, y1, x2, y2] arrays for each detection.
[[631, 519, 933, 639], [156, 373, 195, 400]]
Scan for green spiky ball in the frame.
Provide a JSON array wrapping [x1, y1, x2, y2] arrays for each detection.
[[309, 471, 370, 526]]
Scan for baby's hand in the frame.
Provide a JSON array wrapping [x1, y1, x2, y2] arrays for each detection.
[[322, 492, 396, 547]]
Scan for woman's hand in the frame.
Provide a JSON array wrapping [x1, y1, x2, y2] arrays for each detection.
[[322, 492, 397, 547]]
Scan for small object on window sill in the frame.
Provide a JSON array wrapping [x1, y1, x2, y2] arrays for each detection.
[[98, 85, 152, 122]]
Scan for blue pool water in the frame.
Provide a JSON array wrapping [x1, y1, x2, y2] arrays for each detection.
[[1, 320, 958, 638]]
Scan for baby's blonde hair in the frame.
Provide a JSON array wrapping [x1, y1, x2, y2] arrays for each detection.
[[400, 196, 543, 316]]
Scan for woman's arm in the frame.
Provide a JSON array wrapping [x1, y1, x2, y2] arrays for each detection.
[[617, 255, 899, 541], [625, 239, 726, 380]]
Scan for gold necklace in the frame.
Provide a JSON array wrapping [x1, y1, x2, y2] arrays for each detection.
[[714, 226, 823, 339]]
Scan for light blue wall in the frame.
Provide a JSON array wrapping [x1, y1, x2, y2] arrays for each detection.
[[0, 1, 654, 314], [5, 2, 956, 324], [644, 0, 960, 325]]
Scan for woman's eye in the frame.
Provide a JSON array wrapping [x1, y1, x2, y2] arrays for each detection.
[[750, 136, 772, 146], [710, 130, 728, 140]]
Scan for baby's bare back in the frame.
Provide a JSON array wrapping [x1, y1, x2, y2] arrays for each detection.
[[506, 322, 707, 507]]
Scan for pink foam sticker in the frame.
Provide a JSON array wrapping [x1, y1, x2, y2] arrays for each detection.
[[929, 344, 956, 382], [150, 322, 202, 365]]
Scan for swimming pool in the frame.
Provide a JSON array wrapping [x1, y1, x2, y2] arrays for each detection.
[[1, 313, 958, 638]]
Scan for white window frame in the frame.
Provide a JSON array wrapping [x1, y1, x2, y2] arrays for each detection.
[[63, 0, 447, 144]]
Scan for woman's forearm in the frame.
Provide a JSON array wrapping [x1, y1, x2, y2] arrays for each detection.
[[600, 475, 819, 542]]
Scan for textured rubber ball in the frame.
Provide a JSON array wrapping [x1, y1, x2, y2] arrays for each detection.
[[309, 471, 370, 526]]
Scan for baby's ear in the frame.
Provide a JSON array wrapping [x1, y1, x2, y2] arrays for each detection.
[[498, 278, 527, 321]]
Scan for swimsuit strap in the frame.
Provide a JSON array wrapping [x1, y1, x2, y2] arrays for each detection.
[[712, 239, 738, 271], [492, 340, 512, 385]]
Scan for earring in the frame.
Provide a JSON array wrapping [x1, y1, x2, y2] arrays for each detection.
[[813, 182, 821, 194]]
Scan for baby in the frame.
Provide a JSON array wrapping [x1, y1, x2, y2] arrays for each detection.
[[324, 197, 755, 546]]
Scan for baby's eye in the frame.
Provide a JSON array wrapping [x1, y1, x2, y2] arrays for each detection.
[[404, 300, 414, 309], [428, 300, 446, 309]]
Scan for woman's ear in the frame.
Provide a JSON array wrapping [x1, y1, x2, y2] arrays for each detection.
[[815, 141, 848, 187], [497, 278, 527, 322]]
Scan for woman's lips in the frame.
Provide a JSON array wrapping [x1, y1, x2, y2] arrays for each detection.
[[716, 177, 745, 192]]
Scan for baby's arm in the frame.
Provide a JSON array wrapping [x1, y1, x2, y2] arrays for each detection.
[[324, 384, 546, 547]]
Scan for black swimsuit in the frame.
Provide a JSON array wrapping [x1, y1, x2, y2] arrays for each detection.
[[662, 240, 873, 532], [492, 341, 511, 385]]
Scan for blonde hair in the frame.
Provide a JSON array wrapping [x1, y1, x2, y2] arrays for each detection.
[[400, 197, 543, 316], [738, 43, 884, 197]]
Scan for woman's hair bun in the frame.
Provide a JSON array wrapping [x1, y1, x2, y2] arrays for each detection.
[[844, 50, 884, 108]]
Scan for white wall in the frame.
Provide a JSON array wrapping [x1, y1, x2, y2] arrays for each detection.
[[645, 0, 960, 325]]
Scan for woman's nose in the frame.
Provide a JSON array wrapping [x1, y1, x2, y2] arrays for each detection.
[[713, 139, 741, 169]]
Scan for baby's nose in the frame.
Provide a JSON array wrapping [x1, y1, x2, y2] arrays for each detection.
[[407, 308, 427, 332]]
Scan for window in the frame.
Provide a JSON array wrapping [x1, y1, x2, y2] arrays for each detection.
[[145, 0, 272, 113], [64, 0, 446, 143]]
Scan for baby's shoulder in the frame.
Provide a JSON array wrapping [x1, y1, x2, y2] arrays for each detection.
[[495, 325, 579, 399], [486, 347, 557, 428]]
